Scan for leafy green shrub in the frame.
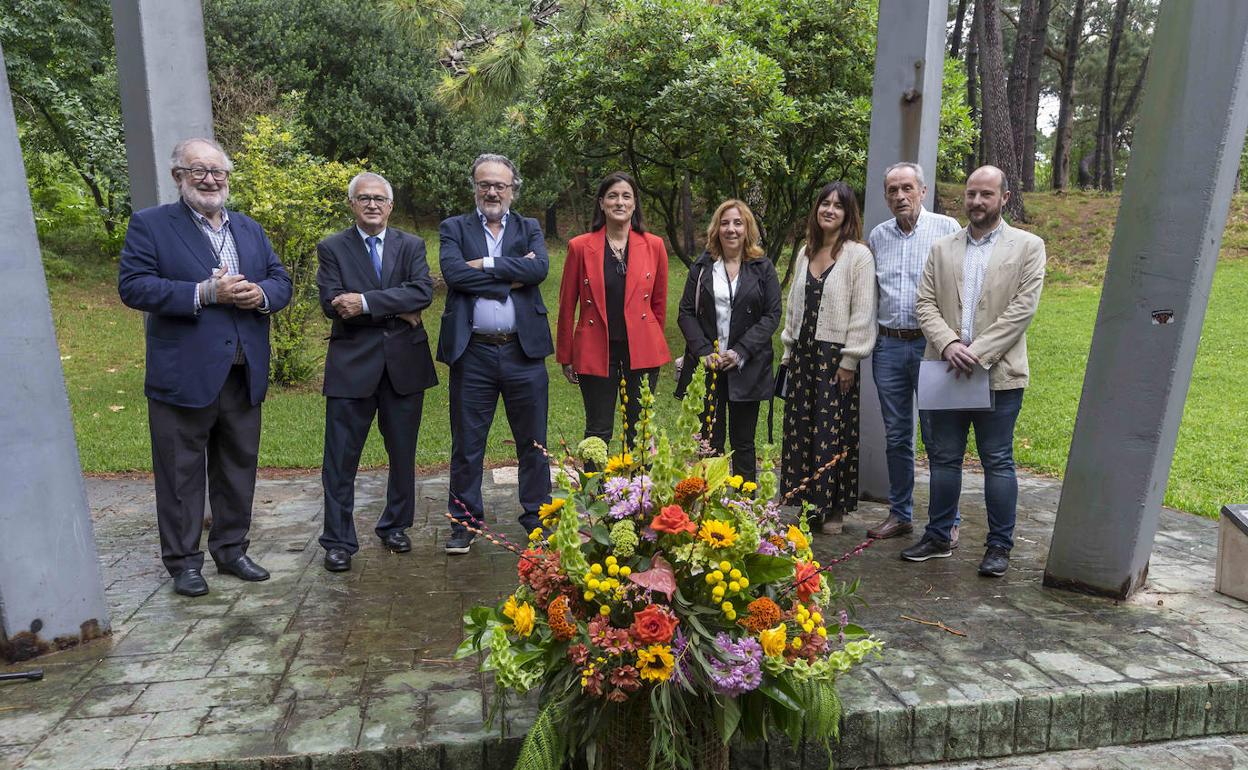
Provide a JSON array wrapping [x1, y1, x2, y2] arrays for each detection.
[[229, 113, 366, 385]]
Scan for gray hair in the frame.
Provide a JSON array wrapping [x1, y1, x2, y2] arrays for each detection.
[[883, 161, 925, 188], [347, 172, 394, 200], [468, 153, 523, 191], [170, 137, 233, 172]]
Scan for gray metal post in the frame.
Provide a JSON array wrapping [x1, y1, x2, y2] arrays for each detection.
[[1045, 0, 1248, 599], [111, 0, 215, 210], [0, 47, 111, 661], [858, 0, 946, 501]]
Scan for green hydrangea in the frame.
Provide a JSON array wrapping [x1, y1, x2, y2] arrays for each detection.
[[609, 520, 639, 558], [577, 437, 609, 468]]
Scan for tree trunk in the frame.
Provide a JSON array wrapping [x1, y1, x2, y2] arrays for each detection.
[[1094, 0, 1130, 191], [966, 0, 982, 177], [1007, 0, 1037, 176], [977, 0, 1025, 220], [680, 172, 696, 259], [1021, 0, 1053, 191], [545, 203, 558, 240], [1113, 51, 1149, 148], [950, 0, 970, 59], [1051, 0, 1086, 191]]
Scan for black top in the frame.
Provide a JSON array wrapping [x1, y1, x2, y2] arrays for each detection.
[[603, 232, 629, 342]]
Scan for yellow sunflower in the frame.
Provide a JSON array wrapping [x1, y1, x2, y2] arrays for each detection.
[[502, 594, 519, 619], [759, 624, 788, 657], [698, 519, 739, 549], [604, 453, 634, 474], [539, 497, 567, 526], [636, 644, 675, 682], [511, 602, 536, 638]]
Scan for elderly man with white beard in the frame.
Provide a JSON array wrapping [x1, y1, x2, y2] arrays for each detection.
[[119, 137, 292, 597]]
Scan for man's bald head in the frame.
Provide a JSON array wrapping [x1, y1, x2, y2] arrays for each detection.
[[968, 165, 1008, 195], [964, 165, 1011, 236]]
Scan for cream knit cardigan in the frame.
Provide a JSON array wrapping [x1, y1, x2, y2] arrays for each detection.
[[780, 241, 878, 371]]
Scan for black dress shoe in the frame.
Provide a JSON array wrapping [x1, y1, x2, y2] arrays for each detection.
[[324, 548, 352, 572], [978, 546, 1010, 577], [215, 555, 270, 582], [173, 568, 209, 597], [380, 531, 411, 553], [900, 536, 953, 562]]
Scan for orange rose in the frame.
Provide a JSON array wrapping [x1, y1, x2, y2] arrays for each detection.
[[794, 561, 822, 603], [650, 504, 696, 535], [629, 604, 679, 645]]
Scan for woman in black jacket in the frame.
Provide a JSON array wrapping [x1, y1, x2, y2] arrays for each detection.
[[676, 199, 782, 482]]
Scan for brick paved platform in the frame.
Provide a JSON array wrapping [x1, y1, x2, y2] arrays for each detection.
[[1, 466, 1245, 769]]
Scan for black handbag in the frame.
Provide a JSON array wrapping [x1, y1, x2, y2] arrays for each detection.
[[773, 363, 788, 399]]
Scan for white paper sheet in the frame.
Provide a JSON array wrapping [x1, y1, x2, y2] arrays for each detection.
[[917, 360, 993, 410]]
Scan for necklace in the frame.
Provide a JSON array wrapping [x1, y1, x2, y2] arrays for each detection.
[[607, 234, 628, 276]]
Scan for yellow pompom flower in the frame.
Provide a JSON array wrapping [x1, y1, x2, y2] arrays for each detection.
[[511, 602, 536, 638], [698, 520, 739, 549], [619, 566, 632, 578], [719, 561, 732, 572], [759, 624, 788, 657], [726, 475, 744, 489], [792, 637, 803, 650], [636, 644, 676, 682], [786, 525, 809, 551]]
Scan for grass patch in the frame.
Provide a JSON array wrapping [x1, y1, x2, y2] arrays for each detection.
[[49, 191, 1248, 518]]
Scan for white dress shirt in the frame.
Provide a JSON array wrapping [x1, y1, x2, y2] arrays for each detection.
[[356, 225, 387, 315]]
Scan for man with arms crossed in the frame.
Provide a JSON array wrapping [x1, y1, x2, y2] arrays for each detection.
[[866, 162, 960, 544], [902, 165, 1046, 577], [317, 172, 436, 573]]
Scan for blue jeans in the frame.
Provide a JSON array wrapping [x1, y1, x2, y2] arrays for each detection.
[[922, 388, 1024, 551], [872, 335, 957, 526]]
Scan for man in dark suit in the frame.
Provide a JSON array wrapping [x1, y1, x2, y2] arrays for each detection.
[[316, 172, 436, 572], [118, 137, 292, 597], [437, 154, 553, 554]]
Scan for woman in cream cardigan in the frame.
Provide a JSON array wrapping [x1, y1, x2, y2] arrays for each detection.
[[780, 181, 877, 533]]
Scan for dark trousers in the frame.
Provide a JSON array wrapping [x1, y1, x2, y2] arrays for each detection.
[[701, 384, 761, 482], [577, 341, 658, 451], [448, 339, 550, 533], [923, 388, 1025, 551], [320, 370, 424, 554], [148, 365, 259, 575]]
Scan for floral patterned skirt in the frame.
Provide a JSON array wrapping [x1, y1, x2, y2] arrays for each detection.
[[780, 340, 860, 514]]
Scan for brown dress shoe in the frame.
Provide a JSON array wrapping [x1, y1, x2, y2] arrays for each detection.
[[867, 514, 914, 539]]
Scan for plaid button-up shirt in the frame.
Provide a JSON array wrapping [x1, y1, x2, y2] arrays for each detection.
[[868, 207, 960, 330]]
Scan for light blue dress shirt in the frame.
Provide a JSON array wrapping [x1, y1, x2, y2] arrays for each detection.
[[471, 209, 518, 334], [960, 222, 1003, 343]]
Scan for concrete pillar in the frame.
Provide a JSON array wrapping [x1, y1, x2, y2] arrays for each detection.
[[1045, 0, 1248, 599], [0, 47, 111, 662], [858, 0, 946, 500], [111, 0, 215, 210]]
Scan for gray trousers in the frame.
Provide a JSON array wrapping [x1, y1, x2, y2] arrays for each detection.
[[148, 365, 260, 575]]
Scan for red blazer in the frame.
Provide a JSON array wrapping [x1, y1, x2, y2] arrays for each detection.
[[557, 228, 672, 377]]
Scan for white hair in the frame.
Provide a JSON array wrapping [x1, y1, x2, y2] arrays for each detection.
[[348, 172, 394, 200], [169, 138, 233, 171], [884, 161, 925, 188]]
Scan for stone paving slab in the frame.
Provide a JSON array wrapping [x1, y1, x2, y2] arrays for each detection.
[[2, 467, 1247, 768]]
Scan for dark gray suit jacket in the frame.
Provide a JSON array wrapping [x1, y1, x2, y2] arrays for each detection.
[[316, 226, 437, 398]]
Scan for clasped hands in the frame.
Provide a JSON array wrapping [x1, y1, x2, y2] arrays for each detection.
[[702, 349, 742, 371], [211, 267, 264, 310], [466, 252, 536, 290], [941, 340, 981, 378]]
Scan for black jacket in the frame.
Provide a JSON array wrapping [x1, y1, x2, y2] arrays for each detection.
[[316, 226, 437, 398], [675, 252, 782, 402]]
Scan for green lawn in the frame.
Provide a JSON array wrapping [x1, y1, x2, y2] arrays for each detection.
[[49, 191, 1248, 518]]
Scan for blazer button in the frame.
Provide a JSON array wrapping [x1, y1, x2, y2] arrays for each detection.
[[586, 299, 592, 304], [584, 278, 589, 285], [646, 273, 651, 278], [589, 319, 594, 325], [641, 313, 647, 319], [644, 293, 649, 299]]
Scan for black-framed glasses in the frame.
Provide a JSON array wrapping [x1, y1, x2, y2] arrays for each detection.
[[474, 181, 514, 194], [176, 166, 230, 182], [352, 194, 392, 205]]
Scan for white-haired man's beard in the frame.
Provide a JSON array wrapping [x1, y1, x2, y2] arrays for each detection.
[[181, 180, 227, 215]]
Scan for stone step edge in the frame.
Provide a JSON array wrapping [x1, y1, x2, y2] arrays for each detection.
[[129, 677, 1248, 770]]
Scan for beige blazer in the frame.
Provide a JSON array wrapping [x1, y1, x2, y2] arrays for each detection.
[[780, 242, 877, 371], [915, 221, 1045, 390]]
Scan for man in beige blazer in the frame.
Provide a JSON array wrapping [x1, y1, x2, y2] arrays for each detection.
[[901, 166, 1046, 577]]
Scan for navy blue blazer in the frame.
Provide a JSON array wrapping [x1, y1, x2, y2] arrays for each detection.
[[316, 226, 437, 398], [118, 201, 293, 408], [435, 212, 554, 365]]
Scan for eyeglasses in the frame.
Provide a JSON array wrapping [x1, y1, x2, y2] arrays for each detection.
[[176, 166, 230, 182], [474, 181, 514, 194], [352, 194, 392, 205]]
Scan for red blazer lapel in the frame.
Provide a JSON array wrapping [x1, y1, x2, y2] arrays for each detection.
[[585, 229, 608, 315]]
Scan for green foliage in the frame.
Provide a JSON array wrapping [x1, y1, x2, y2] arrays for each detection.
[[1, 0, 129, 236], [228, 114, 365, 384], [513, 700, 568, 770], [937, 57, 975, 183]]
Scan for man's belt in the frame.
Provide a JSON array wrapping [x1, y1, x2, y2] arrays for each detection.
[[471, 331, 518, 345], [878, 325, 924, 340]]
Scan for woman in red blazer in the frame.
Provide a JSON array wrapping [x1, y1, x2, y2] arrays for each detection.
[[557, 172, 671, 452]]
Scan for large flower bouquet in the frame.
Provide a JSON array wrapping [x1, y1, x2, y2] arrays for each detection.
[[457, 365, 882, 769]]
